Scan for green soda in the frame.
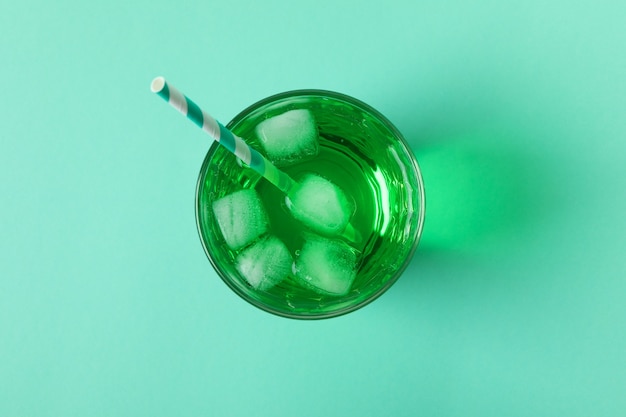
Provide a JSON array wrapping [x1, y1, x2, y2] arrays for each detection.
[[196, 90, 424, 319]]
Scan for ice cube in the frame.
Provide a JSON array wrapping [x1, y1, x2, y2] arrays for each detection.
[[212, 189, 268, 250], [293, 235, 358, 296], [286, 174, 353, 236], [255, 109, 319, 166], [236, 235, 292, 291]]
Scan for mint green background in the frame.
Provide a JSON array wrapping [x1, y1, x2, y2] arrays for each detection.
[[2, 1, 625, 416]]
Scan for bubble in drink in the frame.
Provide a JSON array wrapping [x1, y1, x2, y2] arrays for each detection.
[[235, 235, 292, 291], [293, 235, 358, 296], [286, 173, 353, 236], [255, 109, 319, 166], [212, 189, 269, 250]]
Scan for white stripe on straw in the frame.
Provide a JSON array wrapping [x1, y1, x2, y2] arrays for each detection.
[[201, 113, 221, 144]]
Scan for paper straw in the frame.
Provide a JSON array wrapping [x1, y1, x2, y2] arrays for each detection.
[[150, 76, 297, 195]]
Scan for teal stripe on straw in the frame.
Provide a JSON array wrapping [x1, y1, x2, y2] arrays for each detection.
[[249, 148, 265, 173], [218, 123, 236, 153], [156, 80, 170, 101], [185, 97, 204, 127]]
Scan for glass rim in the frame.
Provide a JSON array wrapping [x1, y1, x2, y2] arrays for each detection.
[[195, 89, 425, 319]]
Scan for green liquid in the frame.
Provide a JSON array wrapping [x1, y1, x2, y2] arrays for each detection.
[[196, 91, 424, 318]]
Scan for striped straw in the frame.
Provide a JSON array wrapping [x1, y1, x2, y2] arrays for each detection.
[[150, 76, 297, 195]]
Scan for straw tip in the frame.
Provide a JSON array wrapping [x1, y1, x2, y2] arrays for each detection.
[[151, 76, 166, 93]]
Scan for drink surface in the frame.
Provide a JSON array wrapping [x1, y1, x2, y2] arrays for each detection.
[[196, 91, 423, 318]]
